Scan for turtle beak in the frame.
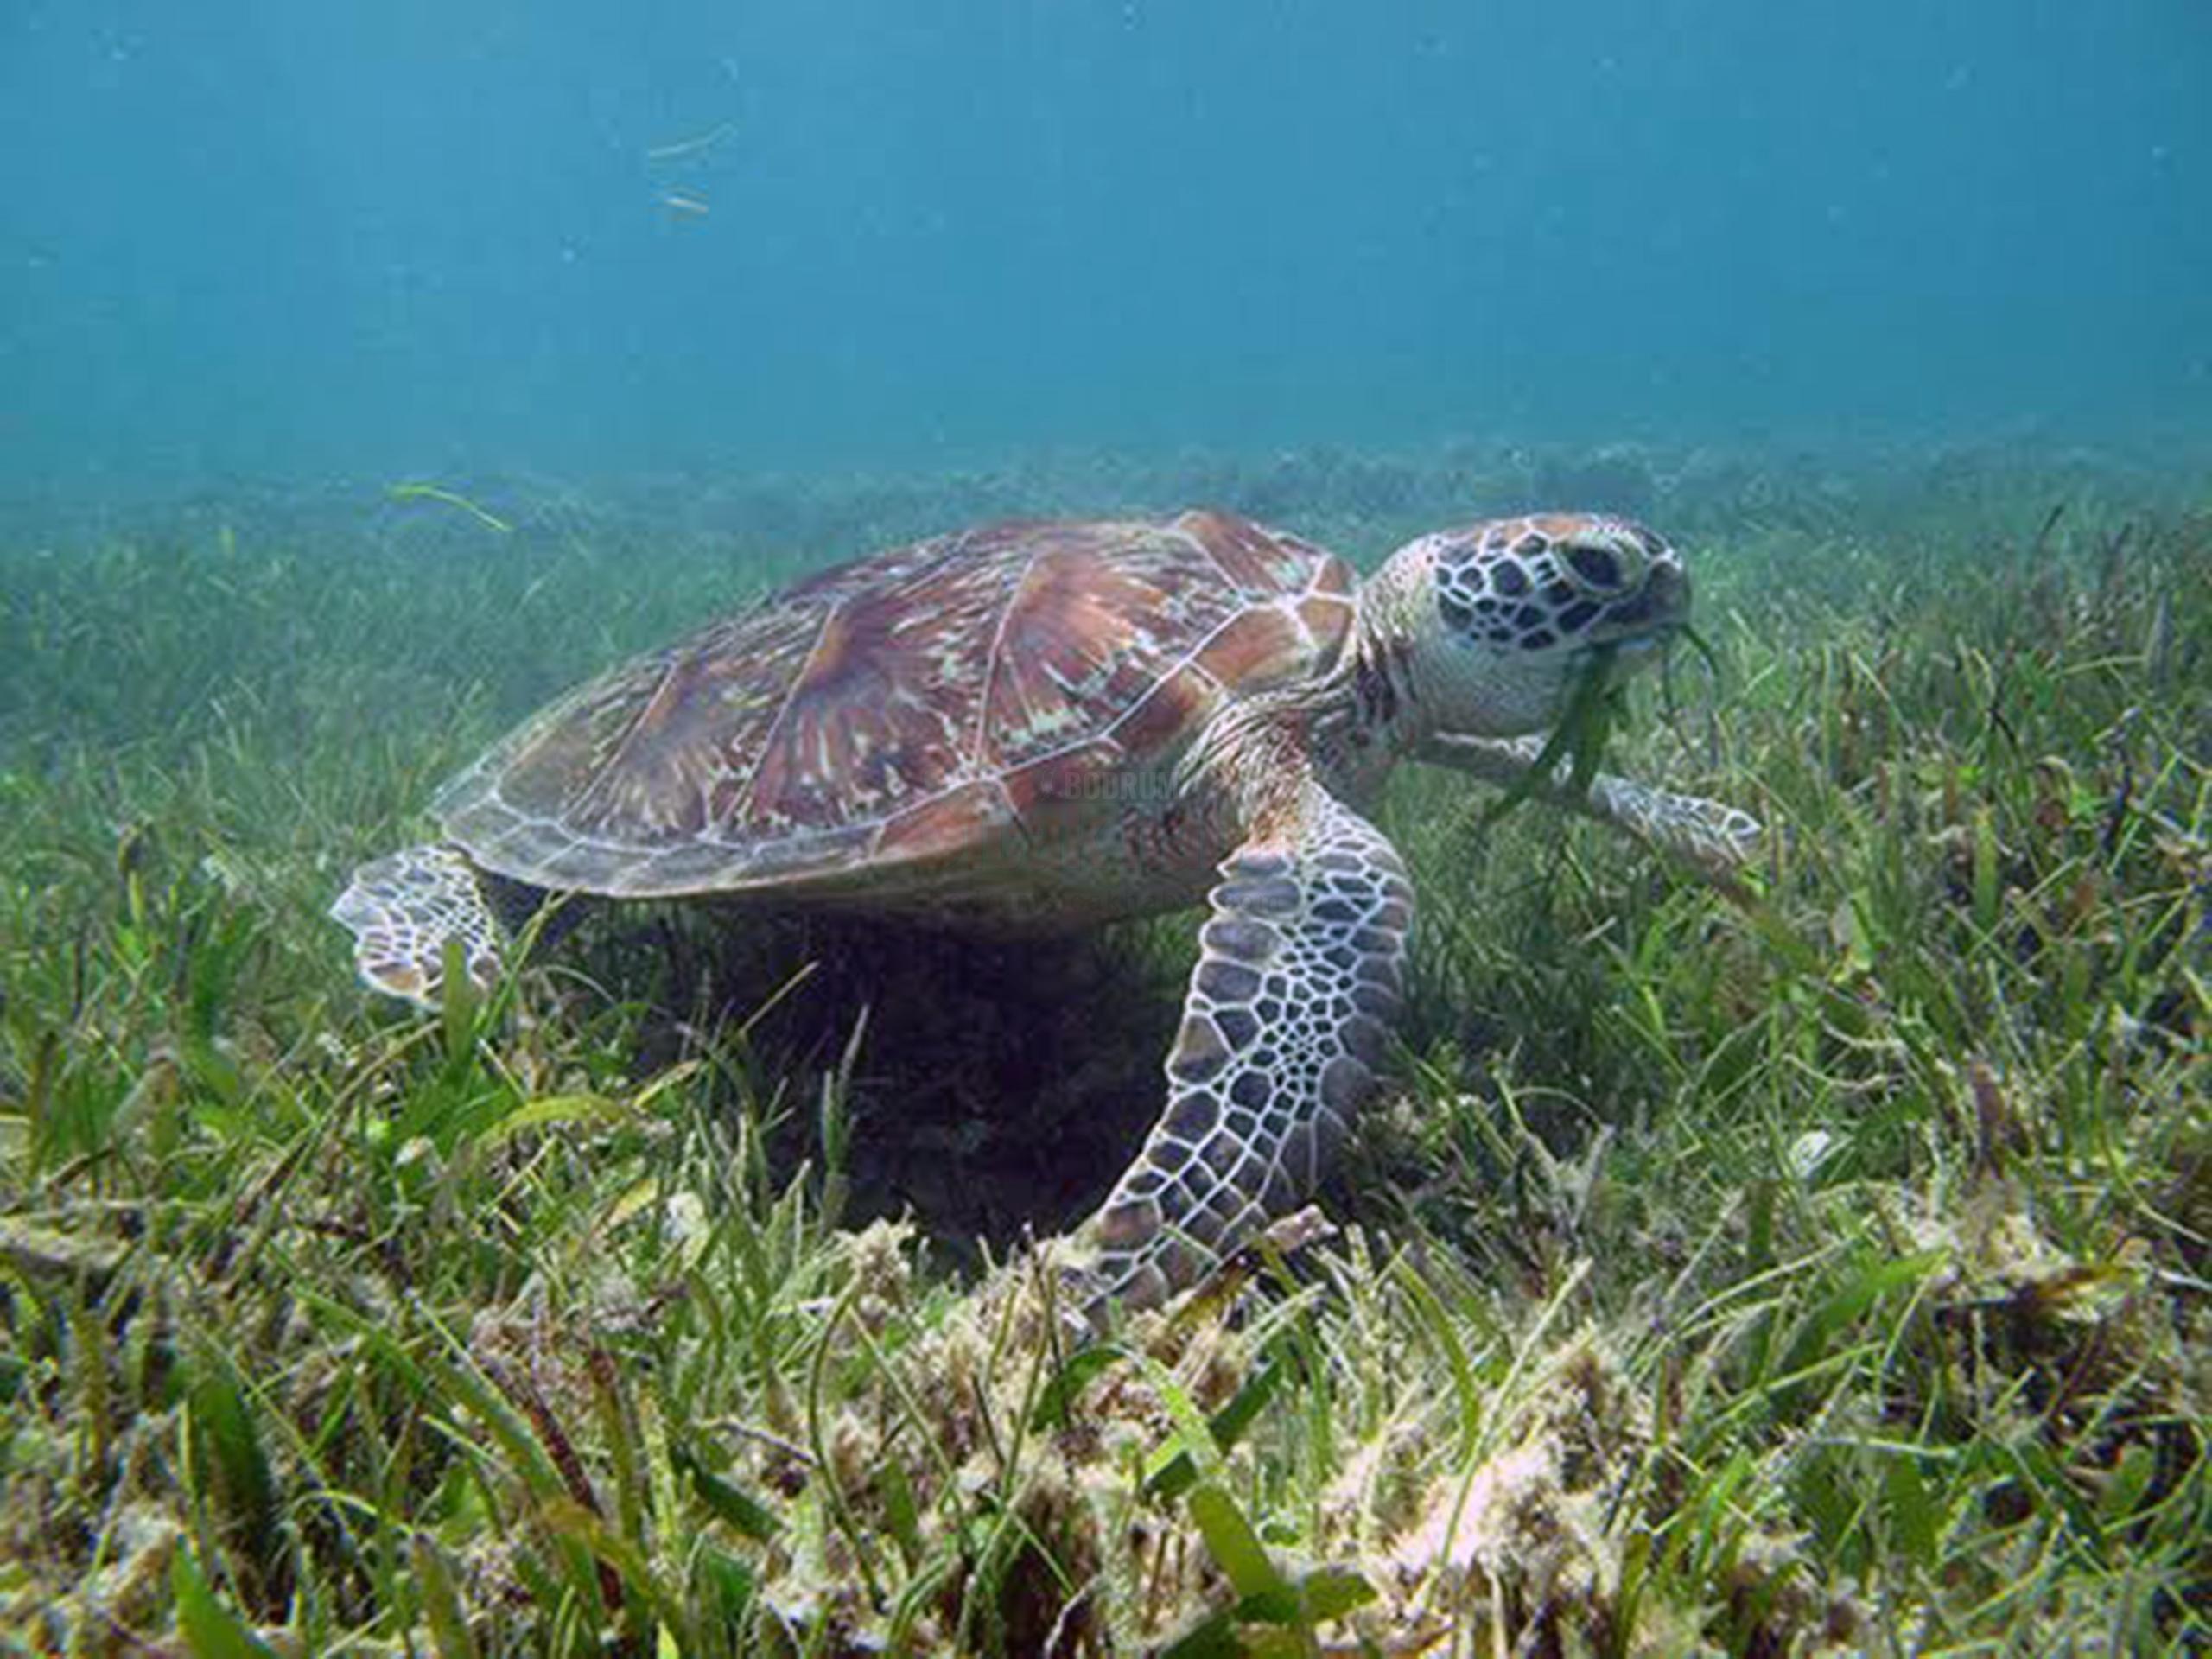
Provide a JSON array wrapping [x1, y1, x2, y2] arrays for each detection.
[[1594, 558, 1689, 645]]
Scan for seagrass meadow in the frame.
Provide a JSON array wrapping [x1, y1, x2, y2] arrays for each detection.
[[0, 446, 2207, 1656]]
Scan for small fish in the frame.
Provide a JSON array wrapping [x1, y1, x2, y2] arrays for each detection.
[[645, 121, 734, 162], [385, 482, 512, 535], [2144, 591, 2172, 684], [660, 192, 712, 218]]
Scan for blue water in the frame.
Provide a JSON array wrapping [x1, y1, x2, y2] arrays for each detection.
[[2, 3, 2206, 492]]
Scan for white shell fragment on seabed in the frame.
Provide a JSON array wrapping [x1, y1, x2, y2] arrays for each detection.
[[1789, 1129, 1837, 1181]]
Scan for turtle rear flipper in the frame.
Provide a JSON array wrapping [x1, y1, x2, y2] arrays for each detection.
[[330, 843, 511, 1008]]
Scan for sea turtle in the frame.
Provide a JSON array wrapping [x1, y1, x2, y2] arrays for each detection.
[[334, 510, 1761, 1308]]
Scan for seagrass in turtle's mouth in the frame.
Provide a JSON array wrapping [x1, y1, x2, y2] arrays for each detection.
[[1464, 640, 1620, 828], [1554, 641, 1629, 759], [1494, 587, 1700, 822]]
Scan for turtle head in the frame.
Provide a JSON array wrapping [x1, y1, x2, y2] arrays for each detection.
[[1377, 513, 1688, 737]]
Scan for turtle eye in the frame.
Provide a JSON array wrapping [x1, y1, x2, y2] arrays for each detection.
[[1560, 535, 1643, 595], [1563, 542, 1620, 588]]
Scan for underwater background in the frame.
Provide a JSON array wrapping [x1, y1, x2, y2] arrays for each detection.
[[3, 1, 2208, 492], [3, 4, 2210, 1656]]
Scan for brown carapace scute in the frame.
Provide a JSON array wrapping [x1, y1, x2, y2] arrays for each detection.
[[333, 508, 1763, 1314]]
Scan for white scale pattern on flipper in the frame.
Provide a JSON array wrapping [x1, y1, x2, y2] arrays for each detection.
[[1084, 783, 1413, 1309], [328, 842, 504, 1007], [1420, 731, 1766, 878], [1586, 771, 1765, 875]]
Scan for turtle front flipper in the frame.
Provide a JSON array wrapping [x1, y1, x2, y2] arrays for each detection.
[[1081, 782, 1413, 1311], [331, 843, 519, 1008], [1419, 730, 1766, 880]]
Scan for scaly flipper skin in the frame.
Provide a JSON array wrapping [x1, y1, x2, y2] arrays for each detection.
[[329, 843, 506, 1007], [1418, 730, 1765, 880], [1080, 779, 1413, 1309]]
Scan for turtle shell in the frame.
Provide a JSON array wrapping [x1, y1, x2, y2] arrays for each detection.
[[435, 511, 1358, 897]]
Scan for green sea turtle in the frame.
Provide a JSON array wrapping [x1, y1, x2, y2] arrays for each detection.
[[334, 510, 1760, 1308]]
